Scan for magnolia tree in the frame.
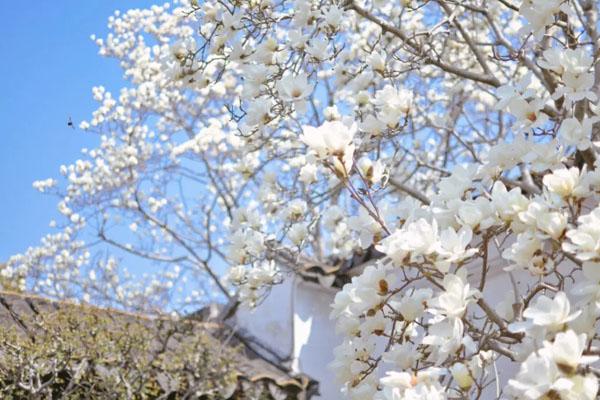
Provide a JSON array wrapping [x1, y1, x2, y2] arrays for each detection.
[[4, 0, 600, 398]]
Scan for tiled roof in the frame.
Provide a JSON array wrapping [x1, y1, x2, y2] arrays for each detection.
[[0, 290, 318, 399]]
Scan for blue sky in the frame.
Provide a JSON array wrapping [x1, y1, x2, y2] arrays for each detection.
[[0, 1, 157, 261]]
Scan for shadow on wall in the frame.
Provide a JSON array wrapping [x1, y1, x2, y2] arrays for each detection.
[[294, 280, 343, 400]]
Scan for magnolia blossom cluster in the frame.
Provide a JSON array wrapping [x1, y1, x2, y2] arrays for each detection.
[[330, 146, 600, 398], [4, 0, 600, 399]]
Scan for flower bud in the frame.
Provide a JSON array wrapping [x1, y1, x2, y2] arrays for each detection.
[[450, 363, 474, 390]]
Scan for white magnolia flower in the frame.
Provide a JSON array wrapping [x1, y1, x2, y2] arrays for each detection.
[[543, 167, 588, 199], [306, 36, 329, 60], [508, 329, 598, 399], [331, 264, 390, 321], [350, 264, 390, 307], [524, 139, 564, 172], [558, 117, 600, 151], [377, 369, 446, 400], [429, 273, 480, 318], [549, 48, 598, 104], [401, 384, 446, 400], [512, 292, 580, 333], [372, 85, 412, 127], [22, 3, 600, 398], [330, 337, 377, 385], [251, 260, 280, 283], [299, 162, 318, 184], [495, 73, 537, 110], [455, 197, 497, 230], [506, 96, 549, 133], [382, 342, 422, 370], [560, 374, 599, 400], [245, 97, 272, 126], [359, 114, 387, 136], [288, 222, 309, 245], [356, 157, 386, 186], [557, 70, 597, 104], [221, 11, 242, 33], [251, 37, 278, 65], [360, 312, 387, 336], [536, 210, 567, 240], [434, 227, 477, 272], [436, 164, 477, 201], [539, 47, 567, 74], [324, 105, 342, 121], [282, 199, 307, 221], [422, 317, 466, 364], [377, 219, 439, 264], [563, 207, 600, 260], [545, 330, 598, 374], [226, 265, 247, 285], [482, 135, 532, 174], [348, 207, 383, 249], [519, 0, 566, 40], [367, 51, 386, 74], [571, 262, 600, 304], [276, 72, 313, 102], [507, 351, 572, 399], [242, 63, 274, 97], [540, 47, 593, 74], [402, 218, 439, 258], [288, 29, 309, 50], [322, 205, 345, 230], [346, 69, 373, 92], [519, 200, 567, 240], [491, 181, 530, 225], [397, 288, 433, 322], [227, 228, 265, 264], [322, 5, 344, 30], [300, 120, 356, 175]]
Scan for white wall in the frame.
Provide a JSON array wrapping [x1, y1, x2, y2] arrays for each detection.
[[234, 278, 294, 362], [233, 276, 343, 398], [293, 280, 341, 399]]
